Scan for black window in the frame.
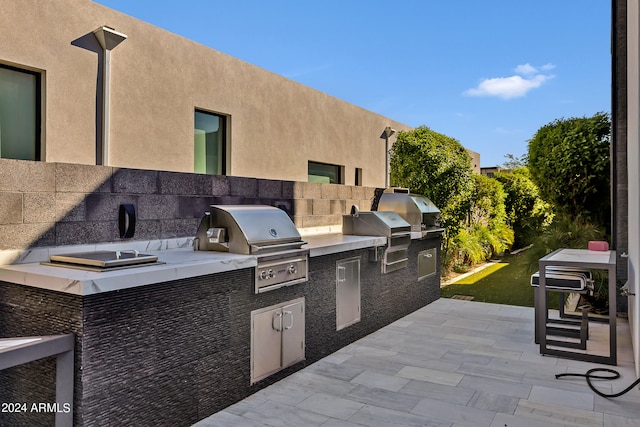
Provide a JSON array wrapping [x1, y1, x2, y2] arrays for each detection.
[[0, 64, 41, 160], [355, 168, 363, 186], [195, 110, 226, 175], [308, 161, 343, 184]]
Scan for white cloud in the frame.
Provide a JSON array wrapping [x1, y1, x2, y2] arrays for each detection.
[[514, 63, 537, 75], [513, 63, 556, 76], [463, 64, 555, 100]]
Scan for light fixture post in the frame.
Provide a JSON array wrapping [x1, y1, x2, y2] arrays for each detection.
[[380, 126, 396, 188], [93, 26, 127, 166]]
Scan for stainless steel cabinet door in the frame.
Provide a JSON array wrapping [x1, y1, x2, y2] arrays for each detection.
[[281, 300, 305, 369], [251, 297, 305, 384], [336, 257, 361, 330], [418, 248, 437, 280], [251, 306, 285, 383]]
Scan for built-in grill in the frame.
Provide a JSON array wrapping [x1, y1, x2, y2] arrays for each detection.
[[194, 205, 308, 293], [376, 188, 444, 236], [342, 211, 411, 273]]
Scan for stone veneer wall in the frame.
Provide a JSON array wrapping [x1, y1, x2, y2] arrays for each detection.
[[613, 0, 628, 314], [614, 0, 627, 276], [0, 159, 377, 252]]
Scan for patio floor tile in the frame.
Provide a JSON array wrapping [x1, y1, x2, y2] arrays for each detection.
[[193, 299, 637, 427]]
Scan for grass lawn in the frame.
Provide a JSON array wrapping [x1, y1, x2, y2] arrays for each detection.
[[440, 252, 563, 309]]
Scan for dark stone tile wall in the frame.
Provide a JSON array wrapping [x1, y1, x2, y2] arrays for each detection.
[[0, 236, 441, 426], [0, 283, 83, 426], [614, 0, 627, 265], [79, 270, 252, 427], [613, 0, 628, 313], [305, 238, 441, 362], [0, 159, 376, 250], [0, 269, 254, 427]]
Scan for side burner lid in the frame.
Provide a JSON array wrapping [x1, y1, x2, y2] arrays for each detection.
[[49, 250, 158, 268]]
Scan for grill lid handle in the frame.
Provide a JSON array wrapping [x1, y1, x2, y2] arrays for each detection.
[[250, 241, 307, 254]]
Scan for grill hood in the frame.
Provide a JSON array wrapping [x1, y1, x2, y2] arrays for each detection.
[[376, 191, 441, 231], [342, 211, 411, 274], [342, 211, 411, 237], [194, 205, 305, 254]]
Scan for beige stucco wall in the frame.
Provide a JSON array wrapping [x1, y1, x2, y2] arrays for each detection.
[[465, 149, 481, 174], [0, 0, 410, 187]]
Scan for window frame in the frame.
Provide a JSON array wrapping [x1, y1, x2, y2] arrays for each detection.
[[308, 161, 344, 184], [194, 108, 227, 175], [0, 63, 42, 161], [355, 168, 363, 186]]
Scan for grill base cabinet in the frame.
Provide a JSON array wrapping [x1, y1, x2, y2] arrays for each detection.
[[251, 297, 305, 384], [336, 257, 361, 331]]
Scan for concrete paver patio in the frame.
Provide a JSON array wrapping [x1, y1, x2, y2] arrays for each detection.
[[194, 298, 639, 427]]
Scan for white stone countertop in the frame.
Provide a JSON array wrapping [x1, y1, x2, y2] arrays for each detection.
[[0, 248, 256, 296], [302, 234, 386, 257], [0, 235, 388, 296]]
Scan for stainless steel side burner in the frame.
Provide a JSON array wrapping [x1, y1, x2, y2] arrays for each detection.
[[45, 250, 161, 271], [342, 211, 411, 273]]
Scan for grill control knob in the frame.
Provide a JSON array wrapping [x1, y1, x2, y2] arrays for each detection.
[[287, 265, 297, 274], [267, 269, 275, 279], [259, 270, 268, 280]]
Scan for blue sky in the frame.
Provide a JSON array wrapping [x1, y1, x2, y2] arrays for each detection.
[[94, 0, 611, 167]]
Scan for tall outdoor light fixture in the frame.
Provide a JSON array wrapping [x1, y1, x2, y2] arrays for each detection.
[[93, 26, 127, 166], [380, 126, 396, 188]]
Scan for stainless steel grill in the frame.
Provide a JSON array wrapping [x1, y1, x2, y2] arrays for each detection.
[[194, 205, 308, 293], [377, 188, 444, 236], [342, 211, 411, 273]]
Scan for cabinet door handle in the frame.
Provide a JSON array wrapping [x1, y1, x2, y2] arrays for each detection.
[[338, 266, 347, 283], [272, 312, 283, 332], [283, 310, 294, 330]]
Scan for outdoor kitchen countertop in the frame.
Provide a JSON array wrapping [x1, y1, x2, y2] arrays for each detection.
[[301, 229, 444, 256], [0, 235, 389, 296], [302, 234, 387, 257], [0, 247, 257, 296]]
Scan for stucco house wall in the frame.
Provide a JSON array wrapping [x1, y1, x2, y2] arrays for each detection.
[[1, 0, 410, 186]]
